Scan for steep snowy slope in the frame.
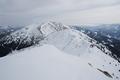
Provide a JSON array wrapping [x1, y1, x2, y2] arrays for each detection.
[[0, 22, 69, 57], [0, 45, 120, 80], [73, 25, 120, 61], [0, 21, 111, 57], [0, 21, 120, 80], [3, 21, 69, 44], [41, 29, 111, 57]]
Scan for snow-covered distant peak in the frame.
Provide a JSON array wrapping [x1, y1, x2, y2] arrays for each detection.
[[3, 21, 70, 44], [25, 21, 69, 36], [40, 21, 69, 36]]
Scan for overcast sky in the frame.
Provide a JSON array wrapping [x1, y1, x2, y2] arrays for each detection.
[[0, 0, 120, 26]]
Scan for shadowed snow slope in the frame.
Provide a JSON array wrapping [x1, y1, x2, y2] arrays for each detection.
[[0, 45, 120, 80]]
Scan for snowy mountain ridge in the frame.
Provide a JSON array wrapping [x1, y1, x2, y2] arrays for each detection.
[[0, 44, 120, 80], [0, 21, 120, 80], [0, 21, 112, 58], [0, 22, 69, 56], [3, 21, 69, 44]]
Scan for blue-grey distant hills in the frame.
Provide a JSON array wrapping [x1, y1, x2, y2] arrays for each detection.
[[73, 24, 120, 61]]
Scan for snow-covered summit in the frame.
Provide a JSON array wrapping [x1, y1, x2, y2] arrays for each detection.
[[0, 21, 120, 80], [40, 21, 69, 36], [0, 21, 114, 58], [0, 21, 71, 57], [23, 21, 69, 36], [3, 21, 69, 43]]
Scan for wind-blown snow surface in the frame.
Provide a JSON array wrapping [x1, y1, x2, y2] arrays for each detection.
[[0, 45, 120, 80], [0, 22, 120, 80]]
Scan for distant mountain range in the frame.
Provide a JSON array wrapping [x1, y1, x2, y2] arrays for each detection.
[[73, 24, 120, 61]]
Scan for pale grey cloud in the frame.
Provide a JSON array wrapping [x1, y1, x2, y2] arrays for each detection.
[[52, 5, 120, 25], [0, 0, 120, 26], [0, 0, 59, 13]]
